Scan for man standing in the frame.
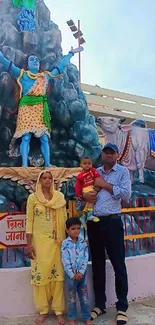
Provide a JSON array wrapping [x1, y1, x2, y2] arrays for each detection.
[[84, 143, 131, 325]]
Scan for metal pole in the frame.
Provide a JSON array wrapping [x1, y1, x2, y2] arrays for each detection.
[[78, 19, 81, 84]]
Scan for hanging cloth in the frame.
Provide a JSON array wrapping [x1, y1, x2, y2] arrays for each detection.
[[12, 0, 35, 9]]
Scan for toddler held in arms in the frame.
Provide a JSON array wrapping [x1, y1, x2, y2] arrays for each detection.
[[75, 157, 101, 230]]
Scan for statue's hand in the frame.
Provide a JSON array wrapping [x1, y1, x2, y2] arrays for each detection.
[[70, 46, 84, 54]]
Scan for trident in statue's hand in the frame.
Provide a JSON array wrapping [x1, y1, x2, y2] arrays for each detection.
[[70, 46, 84, 54]]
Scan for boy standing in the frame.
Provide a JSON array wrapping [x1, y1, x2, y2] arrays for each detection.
[[61, 217, 93, 325]]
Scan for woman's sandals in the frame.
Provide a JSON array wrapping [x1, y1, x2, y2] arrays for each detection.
[[90, 307, 106, 320], [116, 311, 128, 324]]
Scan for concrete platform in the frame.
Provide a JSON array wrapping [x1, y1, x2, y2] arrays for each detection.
[[1, 298, 155, 325], [1, 254, 155, 317]]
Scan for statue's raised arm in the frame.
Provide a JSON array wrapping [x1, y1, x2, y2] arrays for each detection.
[[0, 50, 21, 78], [50, 46, 84, 77]]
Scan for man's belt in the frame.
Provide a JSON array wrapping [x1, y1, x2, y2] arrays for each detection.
[[96, 214, 120, 221]]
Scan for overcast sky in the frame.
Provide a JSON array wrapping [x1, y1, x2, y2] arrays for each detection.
[[44, 0, 155, 99]]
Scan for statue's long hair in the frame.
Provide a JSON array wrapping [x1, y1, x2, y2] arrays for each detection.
[[13, 54, 51, 106]]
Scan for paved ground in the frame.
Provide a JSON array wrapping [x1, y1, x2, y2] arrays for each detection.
[[1, 298, 155, 325]]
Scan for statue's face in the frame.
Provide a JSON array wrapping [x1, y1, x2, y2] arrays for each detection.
[[28, 55, 40, 72]]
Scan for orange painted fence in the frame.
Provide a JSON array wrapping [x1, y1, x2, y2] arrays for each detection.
[[0, 197, 155, 262]]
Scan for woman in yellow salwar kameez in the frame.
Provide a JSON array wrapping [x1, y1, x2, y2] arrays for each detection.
[[26, 170, 67, 325]]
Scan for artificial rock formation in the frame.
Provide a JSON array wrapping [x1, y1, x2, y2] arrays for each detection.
[[0, 0, 102, 167]]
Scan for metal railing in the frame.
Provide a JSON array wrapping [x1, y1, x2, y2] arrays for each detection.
[[0, 197, 155, 263]]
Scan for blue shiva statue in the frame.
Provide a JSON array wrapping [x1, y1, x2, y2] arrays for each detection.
[[0, 46, 83, 167]]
